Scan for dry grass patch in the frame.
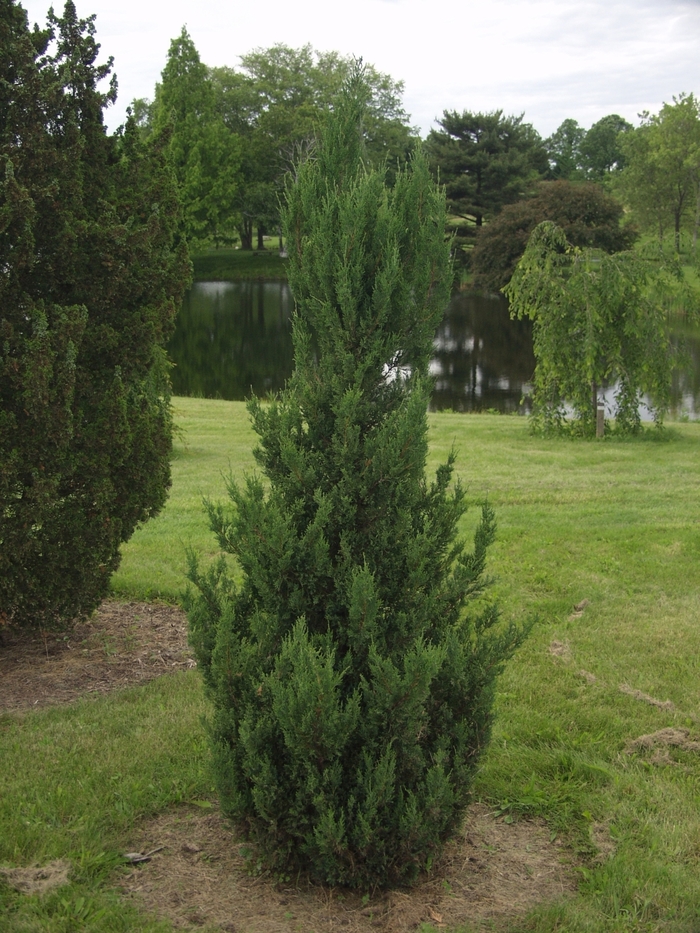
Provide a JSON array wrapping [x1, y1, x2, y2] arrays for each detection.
[[618, 684, 675, 711], [0, 861, 71, 896], [547, 640, 571, 661], [625, 727, 700, 755]]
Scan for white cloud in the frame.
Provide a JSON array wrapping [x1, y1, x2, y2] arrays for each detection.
[[18, 0, 700, 137]]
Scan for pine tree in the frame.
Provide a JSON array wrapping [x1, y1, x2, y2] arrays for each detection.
[[0, 0, 190, 630], [186, 71, 526, 888], [425, 110, 549, 229]]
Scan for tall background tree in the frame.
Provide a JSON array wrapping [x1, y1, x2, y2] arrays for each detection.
[[152, 27, 242, 247], [185, 73, 526, 887], [0, 0, 190, 631], [426, 109, 548, 261], [616, 94, 700, 254]]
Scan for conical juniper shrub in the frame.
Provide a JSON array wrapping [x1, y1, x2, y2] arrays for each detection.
[[186, 72, 529, 888]]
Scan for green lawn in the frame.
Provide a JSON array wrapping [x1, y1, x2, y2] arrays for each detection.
[[2, 400, 700, 931], [191, 247, 288, 282]]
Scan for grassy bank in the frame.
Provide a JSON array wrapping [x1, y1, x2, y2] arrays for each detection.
[[2, 399, 700, 931], [191, 247, 288, 282]]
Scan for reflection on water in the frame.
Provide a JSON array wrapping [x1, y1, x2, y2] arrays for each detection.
[[168, 281, 699, 417], [168, 281, 293, 400], [430, 291, 535, 412], [670, 325, 700, 419]]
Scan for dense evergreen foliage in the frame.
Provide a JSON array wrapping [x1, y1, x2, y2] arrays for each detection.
[[471, 180, 635, 291], [0, 0, 190, 630], [186, 75, 526, 887], [425, 109, 548, 262]]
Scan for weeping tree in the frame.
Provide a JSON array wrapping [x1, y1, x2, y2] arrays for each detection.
[[505, 221, 684, 434], [186, 71, 527, 888]]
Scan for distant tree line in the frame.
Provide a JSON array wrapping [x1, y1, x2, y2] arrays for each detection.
[[133, 30, 418, 250], [539, 99, 700, 258], [135, 29, 700, 293], [425, 96, 700, 289], [422, 109, 635, 285], [544, 113, 632, 181]]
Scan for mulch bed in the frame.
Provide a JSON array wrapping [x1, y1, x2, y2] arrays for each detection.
[[120, 804, 576, 932], [0, 600, 194, 712]]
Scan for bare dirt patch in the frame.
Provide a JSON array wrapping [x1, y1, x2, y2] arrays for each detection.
[[119, 805, 576, 932], [0, 860, 71, 895], [0, 600, 194, 712]]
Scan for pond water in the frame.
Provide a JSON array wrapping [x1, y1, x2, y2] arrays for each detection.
[[168, 281, 700, 418]]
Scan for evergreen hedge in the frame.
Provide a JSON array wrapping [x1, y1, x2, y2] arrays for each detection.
[[186, 72, 527, 887], [0, 1, 190, 631]]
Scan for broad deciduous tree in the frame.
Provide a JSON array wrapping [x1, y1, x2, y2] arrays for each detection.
[[544, 118, 586, 180], [185, 72, 526, 887], [0, 0, 190, 630], [212, 44, 417, 248], [579, 114, 632, 180], [471, 180, 635, 291], [617, 94, 700, 253]]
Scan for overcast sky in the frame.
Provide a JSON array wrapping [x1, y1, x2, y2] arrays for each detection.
[[20, 0, 700, 139]]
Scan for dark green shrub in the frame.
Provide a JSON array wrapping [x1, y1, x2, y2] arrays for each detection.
[[186, 72, 527, 888], [0, 1, 190, 631], [471, 180, 636, 292]]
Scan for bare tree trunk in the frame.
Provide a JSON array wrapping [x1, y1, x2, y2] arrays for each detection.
[[239, 217, 253, 250]]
